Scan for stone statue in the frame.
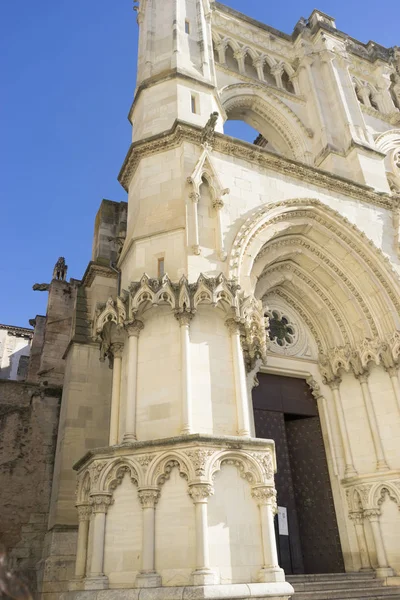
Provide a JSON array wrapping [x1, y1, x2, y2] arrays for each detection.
[[53, 257, 68, 281], [201, 112, 219, 145]]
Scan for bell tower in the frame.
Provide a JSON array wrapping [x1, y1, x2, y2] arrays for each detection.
[[130, 0, 223, 142]]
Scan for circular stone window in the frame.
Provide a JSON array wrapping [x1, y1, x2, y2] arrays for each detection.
[[266, 309, 297, 348]]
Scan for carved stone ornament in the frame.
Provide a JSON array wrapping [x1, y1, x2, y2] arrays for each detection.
[[125, 319, 144, 338], [138, 488, 160, 508], [76, 504, 92, 521], [251, 486, 277, 510], [200, 112, 219, 145], [318, 335, 400, 383], [136, 455, 154, 469], [251, 451, 274, 481], [188, 484, 214, 503], [185, 449, 215, 476], [89, 493, 113, 513], [363, 508, 381, 520]]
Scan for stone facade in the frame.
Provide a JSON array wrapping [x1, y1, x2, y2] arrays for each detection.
[[2, 2, 400, 599], [0, 324, 33, 381]]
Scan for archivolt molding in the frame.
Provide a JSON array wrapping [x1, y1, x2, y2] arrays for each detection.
[[228, 199, 400, 330], [93, 296, 127, 339], [256, 236, 379, 339], [209, 449, 274, 486]]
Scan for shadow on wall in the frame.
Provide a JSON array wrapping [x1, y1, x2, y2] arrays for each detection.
[[0, 347, 30, 381]]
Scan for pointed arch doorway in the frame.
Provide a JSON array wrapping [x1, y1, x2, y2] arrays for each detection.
[[252, 372, 345, 575]]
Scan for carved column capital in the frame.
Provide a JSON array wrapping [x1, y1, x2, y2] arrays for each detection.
[[356, 371, 370, 384], [138, 488, 160, 508], [175, 310, 195, 326], [89, 493, 113, 514], [125, 319, 144, 338], [190, 191, 200, 203], [251, 486, 277, 511], [213, 198, 224, 210], [349, 511, 364, 524], [110, 341, 124, 359], [364, 508, 381, 522], [270, 63, 284, 76], [188, 484, 214, 504], [327, 376, 342, 390], [225, 317, 242, 335], [76, 503, 92, 521]]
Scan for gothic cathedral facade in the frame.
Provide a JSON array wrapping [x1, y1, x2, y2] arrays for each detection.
[[17, 1, 400, 599]]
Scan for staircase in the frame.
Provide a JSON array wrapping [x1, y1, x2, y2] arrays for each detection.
[[287, 572, 400, 600]]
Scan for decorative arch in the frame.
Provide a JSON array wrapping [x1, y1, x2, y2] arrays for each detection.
[[228, 198, 400, 349], [146, 451, 192, 487], [209, 450, 271, 486], [98, 458, 140, 492], [220, 83, 313, 162], [372, 483, 400, 510]]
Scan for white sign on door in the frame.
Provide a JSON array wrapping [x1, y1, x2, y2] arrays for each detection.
[[278, 506, 289, 536]]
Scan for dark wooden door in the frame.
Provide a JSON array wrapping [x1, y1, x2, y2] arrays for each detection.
[[253, 373, 344, 574]]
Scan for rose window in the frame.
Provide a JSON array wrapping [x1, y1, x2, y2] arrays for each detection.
[[266, 310, 297, 348]]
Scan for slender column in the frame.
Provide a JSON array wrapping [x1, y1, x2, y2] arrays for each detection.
[[271, 64, 284, 89], [123, 320, 144, 443], [191, 192, 200, 255], [109, 342, 124, 445], [216, 41, 227, 65], [189, 484, 218, 585], [349, 512, 372, 571], [328, 378, 358, 477], [253, 58, 264, 82], [74, 504, 92, 579], [357, 372, 389, 471], [233, 50, 245, 74], [213, 198, 226, 261], [136, 489, 162, 587], [175, 311, 194, 435], [251, 487, 285, 583], [364, 509, 394, 578], [226, 318, 251, 436], [386, 366, 400, 414], [86, 494, 113, 588]]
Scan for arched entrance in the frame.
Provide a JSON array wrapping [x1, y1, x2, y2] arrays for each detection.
[[252, 372, 344, 574]]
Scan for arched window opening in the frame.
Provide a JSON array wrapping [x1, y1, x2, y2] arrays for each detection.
[[281, 69, 295, 94], [369, 92, 379, 111], [223, 116, 283, 157], [244, 53, 258, 79], [263, 61, 276, 86], [225, 45, 239, 72]]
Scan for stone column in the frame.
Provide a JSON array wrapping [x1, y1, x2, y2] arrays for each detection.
[[74, 504, 92, 579], [213, 198, 227, 261], [123, 319, 144, 443], [271, 64, 284, 89], [216, 41, 227, 65], [191, 192, 200, 255], [226, 318, 251, 437], [364, 509, 394, 578], [328, 377, 358, 477], [189, 484, 218, 585], [385, 366, 400, 414], [136, 489, 162, 588], [109, 342, 124, 446], [175, 311, 194, 435], [233, 50, 245, 74], [349, 512, 372, 572], [253, 58, 264, 82], [357, 372, 389, 472], [86, 493, 113, 589], [251, 486, 285, 583]]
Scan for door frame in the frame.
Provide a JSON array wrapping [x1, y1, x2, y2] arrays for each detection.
[[247, 354, 353, 572]]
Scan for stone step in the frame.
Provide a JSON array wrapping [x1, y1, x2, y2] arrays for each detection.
[[290, 586, 400, 600], [288, 573, 377, 583], [291, 580, 385, 592]]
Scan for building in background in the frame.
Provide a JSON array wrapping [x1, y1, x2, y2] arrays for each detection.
[[2, 3, 400, 600], [0, 324, 33, 381]]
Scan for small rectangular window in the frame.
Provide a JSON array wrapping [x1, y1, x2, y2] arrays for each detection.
[[191, 94, 197, 114], [158, 258, 165, 278], [185, 20, 190, 34]]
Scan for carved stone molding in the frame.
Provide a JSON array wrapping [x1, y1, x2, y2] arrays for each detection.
[[125, 319, 144, 338], [251, 486, 277, 511], [184, 449, 215, 476], [76, 504, 92, 522]]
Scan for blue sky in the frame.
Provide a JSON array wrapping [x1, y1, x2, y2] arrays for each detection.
[[1, 0, 399, 327]]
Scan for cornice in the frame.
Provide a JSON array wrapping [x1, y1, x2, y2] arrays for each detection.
[[0, 324, 33, 338], [81, 261, 118, 288], [118, 120, 396, 210]]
